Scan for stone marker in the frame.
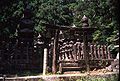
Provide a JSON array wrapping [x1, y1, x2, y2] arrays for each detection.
[[43, 48, 48, 75]]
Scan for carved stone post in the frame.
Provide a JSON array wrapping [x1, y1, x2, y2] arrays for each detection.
[[81, 15, 90, 72]]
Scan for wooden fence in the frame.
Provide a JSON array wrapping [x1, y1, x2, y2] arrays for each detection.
[[59, 43, 111, 61], [57, 42, 114, 73]]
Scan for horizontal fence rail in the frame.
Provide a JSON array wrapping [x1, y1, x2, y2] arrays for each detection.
[[58, 42, 112, 61]]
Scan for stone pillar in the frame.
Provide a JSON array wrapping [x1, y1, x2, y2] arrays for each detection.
[[43, 48, 48, 75]]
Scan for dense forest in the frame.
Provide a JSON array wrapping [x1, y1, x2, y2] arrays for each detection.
[[0, 0, 119, 51]]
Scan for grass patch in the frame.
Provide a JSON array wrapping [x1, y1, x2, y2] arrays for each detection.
[[5, 71, 42, 77], [74, 75, 118, 81]]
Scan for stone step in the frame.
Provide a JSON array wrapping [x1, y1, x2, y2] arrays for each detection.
[[61, 67, 85, 73], [62, 63, 79, 67], [62, 67, 85, 72], [64, 71, 81, 74]]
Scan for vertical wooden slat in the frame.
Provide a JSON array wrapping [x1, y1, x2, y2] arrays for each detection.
[[97, 45, 101, 59], [104, 46, 107, 59], [78, 42, 81, 60], [73, 44, 77, 60], [59, 63, 62, 73], [59, 53, 62, 61], [63, 53, 65, 60], [69, 50, 72, 60], [81, 43, 84, 59], [107, 46, 111, 59], [67, 44, 70, 59], [65, 44, 68, 59], [94, 45, 97, 59], [76, 43, 78, 60], [59, 45, 62, 60], [61, 51, 65, 60], [65, 52, 68, 60], [90, 45, 93, 59], [62, 46, 65, 60], [101, 46, 104, 59], [69, 41, 74, 59], [70, 48, 74, 59]]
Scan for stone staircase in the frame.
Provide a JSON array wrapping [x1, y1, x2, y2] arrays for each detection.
[[59, 60, 86, 73]]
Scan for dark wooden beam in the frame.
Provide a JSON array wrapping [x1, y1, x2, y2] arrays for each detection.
[[83, 31, 90, 72], [81, 15, 90, 72], [52, 29, 60, 74], [41, 23, 97, 32]]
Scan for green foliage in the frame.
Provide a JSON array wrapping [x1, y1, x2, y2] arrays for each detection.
[[57, 71, 62, 74], [0, 0, 119, 51], [38, 78, 44, 81], [76, 76, 119, 81]]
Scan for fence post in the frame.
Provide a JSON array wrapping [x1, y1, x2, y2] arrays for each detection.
[[104, 46, 107, 59], [101, 46, 104, 59], [52, 29, 60, 74], [73, 44, 77, 60], [81, 15, 90, 72], [97, 45, 101, 59], [43, 48, 48, 75], [107, 46, 111, 59]]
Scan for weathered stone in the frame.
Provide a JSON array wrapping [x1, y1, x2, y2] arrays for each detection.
[[107, 53, 119, 72], [113, 68, 118, 72], [116, 65, 119, 69], [107, 65, 113, 71]]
